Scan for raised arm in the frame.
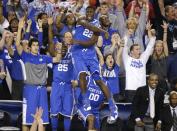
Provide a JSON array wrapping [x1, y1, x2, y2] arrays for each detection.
[[95, 46, 104, 66], [52, 47, 62, 63], [24, 19, 32, 40], [158, 0, 165, 16], [72, 1, 85, 17], [122, 34, 129, 65], [48, 18, 63, 63], [161, 21, 168, 56], [26, 19, 32, 33], [116, 39, 124, 66], [146, 21, 153, 38], [128, 1, 136, 18], [15, 18, 25, 55], [0, 31, 10, 50], [37, 19, 43, 48], [48, 17, 55, 57], [116, 0, 127, 37], [141, 25, 156, 63], [97, 36, 103, 48], [6, 34, 14, 56], [136, 1, 148, 37], [145, 0, 150, 18], [30, 107, 44, 131], [109, 33, 118, 53]]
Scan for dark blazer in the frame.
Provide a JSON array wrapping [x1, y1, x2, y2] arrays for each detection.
[[160, 105, 173, 131], [129, 85, 164, 125]]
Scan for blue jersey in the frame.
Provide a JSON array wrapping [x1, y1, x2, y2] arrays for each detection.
[[21, 51, 52, 64], [72, 19, 100, 55], [102, 64, 120, 94], [53, 51, 73, 83], [77, 76, 105, 113], [87, 77, 105, 113]]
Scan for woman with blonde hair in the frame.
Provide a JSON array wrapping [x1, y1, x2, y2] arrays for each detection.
[[150, 21, 169, 92], [117, 0, 149, 51]]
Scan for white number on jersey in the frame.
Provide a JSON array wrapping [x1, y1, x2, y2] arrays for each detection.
[[89, 93, 99, 101], [58, 64, 68, 72], [83, 29, 93, 38]]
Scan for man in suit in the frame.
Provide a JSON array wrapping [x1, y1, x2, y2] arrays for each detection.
[[129, 73, 165, 131], [156, 91, 177, 131]]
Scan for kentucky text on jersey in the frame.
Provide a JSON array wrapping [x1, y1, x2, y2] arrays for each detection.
[[88, 87, 102, 95]]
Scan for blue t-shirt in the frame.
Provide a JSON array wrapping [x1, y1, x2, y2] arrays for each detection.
[[102, 64, 120, 94], [21, 51, 52, 64], [20, 51, 53, 85]]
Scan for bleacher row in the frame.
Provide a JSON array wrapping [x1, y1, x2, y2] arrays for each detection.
[[0, 100, 132, 131]]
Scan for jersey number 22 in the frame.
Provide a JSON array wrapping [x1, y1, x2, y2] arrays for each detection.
[[83, 29, 93, 38]]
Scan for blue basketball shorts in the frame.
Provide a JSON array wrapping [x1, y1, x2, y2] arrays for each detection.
[[22, 84, 49, 125], [72, 52, 101, 80], [50, 81, 74, 117]]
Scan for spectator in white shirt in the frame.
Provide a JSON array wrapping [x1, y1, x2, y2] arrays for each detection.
[[123, 21, 156, 102]]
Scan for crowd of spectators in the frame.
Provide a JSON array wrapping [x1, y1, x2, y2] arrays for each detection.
[[0, 0, 177, 131]]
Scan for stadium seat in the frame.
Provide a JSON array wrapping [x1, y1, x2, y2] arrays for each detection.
[[0, 110, 11, 127]]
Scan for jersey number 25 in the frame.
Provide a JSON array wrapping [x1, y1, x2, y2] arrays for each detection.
[[58, 64, 68, 72]]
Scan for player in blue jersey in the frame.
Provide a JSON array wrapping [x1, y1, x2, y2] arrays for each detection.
[[71, 6, 118, 123], [48, 17, 74, 131], [97, 15, 118, 53], [72, 74, 114, 130], [54, 11, 76, 42], [16, 18, 62, 131]]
